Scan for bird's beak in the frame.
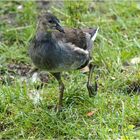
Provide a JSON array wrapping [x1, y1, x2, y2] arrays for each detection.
[[56, 22, 65, 33]]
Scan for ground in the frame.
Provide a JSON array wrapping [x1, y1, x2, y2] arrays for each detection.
[[0, 1, 140, 139]]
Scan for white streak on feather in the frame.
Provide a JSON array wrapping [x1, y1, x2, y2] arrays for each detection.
[[58, 41, 89, 55], [73, 46, 89, 55], [91, 27, 99, 42]]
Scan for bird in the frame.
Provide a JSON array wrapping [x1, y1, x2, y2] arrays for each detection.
[[29, 12, 99, 111]]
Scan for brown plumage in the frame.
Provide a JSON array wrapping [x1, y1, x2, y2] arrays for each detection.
[[53, 28, 87, 50], [29, 13, 99, 111]]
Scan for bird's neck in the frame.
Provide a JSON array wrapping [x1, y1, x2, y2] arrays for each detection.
[[36, 31, 51, 41], [36, 26, 52, 42]]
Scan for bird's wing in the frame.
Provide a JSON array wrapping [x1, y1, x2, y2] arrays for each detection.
[[53, 27, 99, 51], [53, 28, 86, 50], [82, 27, 99, 51], [82, 27, 99, 41]]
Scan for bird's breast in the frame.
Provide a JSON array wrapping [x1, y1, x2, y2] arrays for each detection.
[[29, 39, 90, 72]]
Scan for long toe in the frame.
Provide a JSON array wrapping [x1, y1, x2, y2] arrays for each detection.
[[55, 104, 63, 112], [47, 104, 63, 112], [87, 84, 97, 97]]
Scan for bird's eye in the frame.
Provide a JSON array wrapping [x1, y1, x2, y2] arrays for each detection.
[[48, 19, 53, 23]]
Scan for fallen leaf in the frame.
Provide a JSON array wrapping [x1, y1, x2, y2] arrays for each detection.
[[87, 111, 95, 117], [80, 66, 89, 73], [111, 76, 116, 80], [130, 57, 140, 65]]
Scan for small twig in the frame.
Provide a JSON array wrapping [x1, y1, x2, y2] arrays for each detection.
[[6, 25, 32, 32], [51, 7, 70, 18]]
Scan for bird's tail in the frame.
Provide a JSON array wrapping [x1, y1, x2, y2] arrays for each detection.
[[86, 27, 99, 51], [90, 27, 99, 42]]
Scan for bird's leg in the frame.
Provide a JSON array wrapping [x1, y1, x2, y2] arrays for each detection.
[[51, 72, 65, 112], [87, 63, 97, 97]]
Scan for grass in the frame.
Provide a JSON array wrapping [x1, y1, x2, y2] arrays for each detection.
[[0, 1, 140, 139]]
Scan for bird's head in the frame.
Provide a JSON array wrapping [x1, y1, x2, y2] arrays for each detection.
[[38, 13, 65, 33]]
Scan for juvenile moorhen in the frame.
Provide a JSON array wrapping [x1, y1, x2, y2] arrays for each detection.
[[29, 13, 99, 111]]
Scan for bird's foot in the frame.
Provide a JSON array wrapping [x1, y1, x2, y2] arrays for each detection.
[[55, 104, 63, 112], [47, 104, 63, 112], [87, 84, 97, 97]]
